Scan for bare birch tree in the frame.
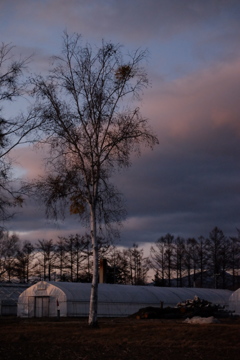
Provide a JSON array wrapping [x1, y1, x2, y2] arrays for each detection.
[[30, 33, 158, 326]]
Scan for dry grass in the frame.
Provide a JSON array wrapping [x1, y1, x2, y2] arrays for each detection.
[[0, 317, 240, 360]]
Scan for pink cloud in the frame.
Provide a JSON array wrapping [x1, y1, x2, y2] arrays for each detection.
[[11, 144, 47, 180], [143, 58, 240, 143]]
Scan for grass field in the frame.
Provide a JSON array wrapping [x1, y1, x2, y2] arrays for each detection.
[[0, 316, 240, 360]]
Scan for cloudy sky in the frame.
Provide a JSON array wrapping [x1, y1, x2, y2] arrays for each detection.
[[1, 0, 240, 249]]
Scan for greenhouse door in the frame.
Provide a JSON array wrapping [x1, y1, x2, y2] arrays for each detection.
[[35, 296, 49, 317]]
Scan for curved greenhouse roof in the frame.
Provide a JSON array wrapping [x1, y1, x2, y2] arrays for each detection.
[[229, 288, 240, 315], [0, 283, 29, 302], [18, 281, 232, 318], [0, 283, 29, 316], [49, 282, 231, 306]]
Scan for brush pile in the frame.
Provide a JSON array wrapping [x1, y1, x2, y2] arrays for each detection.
[[176, 295, 222, 318], [131, 296, 229, 319]]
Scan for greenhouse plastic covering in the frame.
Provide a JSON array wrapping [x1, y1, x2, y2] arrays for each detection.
[[229, 288, 240, 315], [0, 283, 29, 302], [0, 283, 29, 315], [17, 281, 233, 318]]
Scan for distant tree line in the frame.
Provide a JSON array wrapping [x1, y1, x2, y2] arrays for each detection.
[[0, 226, 240, 290], [0, 231, 149, 285], [151, 227, 240, 290]]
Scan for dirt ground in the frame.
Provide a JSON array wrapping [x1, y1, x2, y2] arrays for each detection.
[[0, 316, 240, 360]]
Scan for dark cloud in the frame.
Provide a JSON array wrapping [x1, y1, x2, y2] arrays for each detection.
[[9, 54, 240, 246], [2, 1, 240, 44], [57, 0, 240, 44], [114, 59, 240, 244]]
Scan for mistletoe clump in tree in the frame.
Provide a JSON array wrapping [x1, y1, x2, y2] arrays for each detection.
[[31, 32, 158, 327]]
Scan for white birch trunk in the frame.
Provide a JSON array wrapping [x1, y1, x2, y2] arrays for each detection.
[[88, 204, 99, 327]]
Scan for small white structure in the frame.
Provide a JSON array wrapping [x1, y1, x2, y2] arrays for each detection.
[[17, 281, 232, 318], [228, 288, 240, 315]]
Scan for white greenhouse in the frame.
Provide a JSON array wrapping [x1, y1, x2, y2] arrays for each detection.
[[0, 283, 29, 316], [228, 288, 240, 315], [17, 281, 233, 318]]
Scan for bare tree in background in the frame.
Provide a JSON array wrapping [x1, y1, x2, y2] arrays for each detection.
[[124, 244, 149, 285], [229, 231, 240, 289], [150, 237, 167, 286], [15, 240, 35, 283], [55, 236, 68, 281], [205, 227, 226, 289], [174, 236, 185, 287], [163, 234, 175, 286], [37, 239, 56, 281], [30, 33, 158, 326], [0, 231, 20, 281], [184, 238, 198, 287], [197, 236, 208, 288]]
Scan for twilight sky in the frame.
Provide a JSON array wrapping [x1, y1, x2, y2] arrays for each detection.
[[1, 0, 240, 248]]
